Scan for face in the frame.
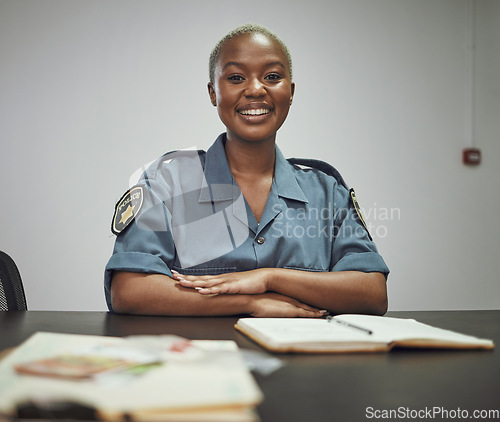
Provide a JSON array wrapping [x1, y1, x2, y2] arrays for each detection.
[[208, 33, 295, 145]]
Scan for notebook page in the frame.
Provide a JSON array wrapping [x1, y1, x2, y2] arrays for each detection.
[[239, 318, 376, 344], [334, 315, 493, 346]]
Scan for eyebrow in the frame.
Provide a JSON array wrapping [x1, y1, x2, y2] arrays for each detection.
[[222, 60, 286, 71]]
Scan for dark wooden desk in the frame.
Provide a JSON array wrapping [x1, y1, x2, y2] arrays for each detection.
[[1, 310, 499, 422]]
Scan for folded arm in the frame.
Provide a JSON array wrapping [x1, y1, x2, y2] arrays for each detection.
[[175, 268, 388, 316], [110, 271, 327, 318]]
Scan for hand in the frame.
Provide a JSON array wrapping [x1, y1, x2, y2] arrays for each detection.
[[249, 293, 328, 318], [172, 269, 269, 295]]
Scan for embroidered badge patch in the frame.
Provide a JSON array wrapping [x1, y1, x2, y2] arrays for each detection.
[[349, 188, 373, 241], [111, 186, 144, 235]]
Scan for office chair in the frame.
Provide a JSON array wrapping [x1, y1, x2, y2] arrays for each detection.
[[0, 251, 27, 310]]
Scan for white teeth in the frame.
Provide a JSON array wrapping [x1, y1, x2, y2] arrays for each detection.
[[239, 108, 270, 116]]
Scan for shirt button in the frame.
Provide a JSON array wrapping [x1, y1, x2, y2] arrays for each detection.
[[256, 236, 265, 245]]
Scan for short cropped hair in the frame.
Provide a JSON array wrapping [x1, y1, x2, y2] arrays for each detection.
[[209, 23, 293, 85]]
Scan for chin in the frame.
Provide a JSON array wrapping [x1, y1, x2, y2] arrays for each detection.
[[228, 125, 282, 144], [232, 133, 276, 144]]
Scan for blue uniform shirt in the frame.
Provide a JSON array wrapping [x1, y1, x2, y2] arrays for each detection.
[[104, 133, 389, 311]]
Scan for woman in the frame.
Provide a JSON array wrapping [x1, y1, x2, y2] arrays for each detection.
[[105, 24, 389, 317]]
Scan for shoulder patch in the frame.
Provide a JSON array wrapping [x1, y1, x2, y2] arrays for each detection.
[[349, 188, 373, 241], [111, 186, 144, 235]]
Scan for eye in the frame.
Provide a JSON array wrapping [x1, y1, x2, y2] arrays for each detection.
[[265, 73, 283, 81], [227, 74, 244, 82]]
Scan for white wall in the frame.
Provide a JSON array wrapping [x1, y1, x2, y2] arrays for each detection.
[[1, 0, 498, 311]]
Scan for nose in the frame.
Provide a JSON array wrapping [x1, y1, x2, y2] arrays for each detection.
[[245, 77, 266, 98]]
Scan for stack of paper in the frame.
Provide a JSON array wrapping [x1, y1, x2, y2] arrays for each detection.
[[0, 332, 263, 421]]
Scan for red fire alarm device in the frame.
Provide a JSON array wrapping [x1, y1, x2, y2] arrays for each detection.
[[462, 148, 481, 165]]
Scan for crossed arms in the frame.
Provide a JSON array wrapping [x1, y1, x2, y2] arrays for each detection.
[[110, 268, 387, 318]]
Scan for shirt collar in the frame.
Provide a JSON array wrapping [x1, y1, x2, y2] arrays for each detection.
[[199, 133, 308, 204], [274, 146, 309, 204], [199, 133, 236, 203]]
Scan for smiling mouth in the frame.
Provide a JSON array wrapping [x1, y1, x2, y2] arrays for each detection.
[[238, 108, 271, 116]]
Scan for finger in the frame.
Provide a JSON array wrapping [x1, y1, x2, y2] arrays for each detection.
[[289, 301, 329, 317], [195, 287, 221, 295], [175, 278, 221, 296], [174, 275, 204, 289], [297, 304, 324, 313], [290, 299, 327, 314], [195, 282, 235, 295], [294, 308, 326, 318], [282, 297, 317, 312], [171, 270, 193, 282], [176, 278, 199, 289], [177, 278, 223, 290], [171, 272, 183, 281]]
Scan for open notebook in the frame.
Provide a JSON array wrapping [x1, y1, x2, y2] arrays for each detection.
[[235, 314, 494, 354]]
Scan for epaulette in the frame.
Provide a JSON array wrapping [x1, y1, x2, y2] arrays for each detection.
[[139, 148, 204, 184], [288, 158, 348, 189], [288, 158, 372, 240], [160, 148, 204, 160]]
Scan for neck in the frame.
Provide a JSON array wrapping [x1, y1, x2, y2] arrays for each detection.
[[224, 135, 276, 177]]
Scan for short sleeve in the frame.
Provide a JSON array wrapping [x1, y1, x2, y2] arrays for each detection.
[[330, 185, 389, 276], [104, 178, 176, 311]]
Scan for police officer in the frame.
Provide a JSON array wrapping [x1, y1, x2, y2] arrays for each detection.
[[105, 24, 389, 317]]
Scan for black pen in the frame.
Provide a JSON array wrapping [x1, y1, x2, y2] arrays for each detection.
[[326, 316, 373, 335]]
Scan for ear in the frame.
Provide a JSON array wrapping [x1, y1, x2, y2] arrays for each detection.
[[207, 83, 217, 107], [289, 82, 295, 105]]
